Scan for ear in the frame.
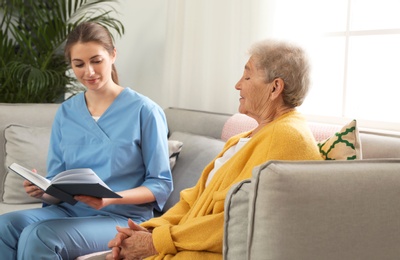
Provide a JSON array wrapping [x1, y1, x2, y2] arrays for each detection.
[[270, 77, 284, 99], [111, 48, 117, 64]]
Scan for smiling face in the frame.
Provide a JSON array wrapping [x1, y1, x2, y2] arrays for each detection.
[[235, 56, 274, 121], [70, 41, 116, 91]]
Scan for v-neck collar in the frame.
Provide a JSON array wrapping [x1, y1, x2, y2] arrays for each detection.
[[77, 89, 127, 141]]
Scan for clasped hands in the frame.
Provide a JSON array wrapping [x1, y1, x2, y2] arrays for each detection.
[[106, 219, 157, 260]]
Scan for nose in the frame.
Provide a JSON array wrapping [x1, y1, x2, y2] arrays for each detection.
[[85, 65, 95, 76], [235, 78, 242, 90]]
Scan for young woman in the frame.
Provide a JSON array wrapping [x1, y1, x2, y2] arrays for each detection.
[[0, 22, 173, 259]]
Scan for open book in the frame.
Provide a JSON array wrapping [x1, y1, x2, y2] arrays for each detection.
[[8, 162, 122, 205]]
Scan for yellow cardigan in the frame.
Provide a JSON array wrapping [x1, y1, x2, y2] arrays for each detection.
[[141, 111, 323, 259]]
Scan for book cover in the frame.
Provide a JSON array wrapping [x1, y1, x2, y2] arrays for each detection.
[[8, 162, 122, 205]]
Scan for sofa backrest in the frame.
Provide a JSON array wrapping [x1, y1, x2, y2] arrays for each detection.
[[2, 105, 400, 213], [0, 105, 231, 213], [161, 107, 230, 212], [164, 107, 230, 139], [360, 131, 400, 159]]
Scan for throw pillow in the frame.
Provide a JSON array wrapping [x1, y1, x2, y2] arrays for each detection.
[[168, 140, 183, 169], [221, 113, 258, 141], [318, 120, 362, 160], [3, 124, 51, 204]]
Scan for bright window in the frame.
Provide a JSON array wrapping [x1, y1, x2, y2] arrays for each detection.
[[267, 0, 400, 132]]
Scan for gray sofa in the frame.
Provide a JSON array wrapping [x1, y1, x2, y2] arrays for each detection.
[[1, 104, 400, 259], [0, 104, 228, 215]]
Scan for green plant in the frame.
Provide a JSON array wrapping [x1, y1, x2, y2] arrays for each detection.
[[0, 0, 124, 103]]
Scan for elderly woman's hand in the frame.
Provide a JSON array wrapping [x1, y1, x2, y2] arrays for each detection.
[[106, 219, 157, 260]]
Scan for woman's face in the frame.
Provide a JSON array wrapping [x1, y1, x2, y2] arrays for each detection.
[[70, 42, 116, 91], [235, 56, 273, 119]]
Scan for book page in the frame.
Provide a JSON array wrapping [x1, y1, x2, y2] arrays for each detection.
[[51, 168, 110, 189], [8, 163, 50, 191]]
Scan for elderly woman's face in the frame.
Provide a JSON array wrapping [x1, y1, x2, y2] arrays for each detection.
[[235, 56, 272, 119]]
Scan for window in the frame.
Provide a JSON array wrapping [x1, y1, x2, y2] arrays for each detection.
[[267, 0, 400, 132]]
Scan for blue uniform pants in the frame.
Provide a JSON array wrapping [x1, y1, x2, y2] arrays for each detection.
[[0, 205, 128, 260]]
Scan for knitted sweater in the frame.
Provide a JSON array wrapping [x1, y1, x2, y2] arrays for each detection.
[[141, 111, 323, 259]]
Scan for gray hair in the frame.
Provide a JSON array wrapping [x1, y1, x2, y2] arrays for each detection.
[[248, 39, 311, 107]]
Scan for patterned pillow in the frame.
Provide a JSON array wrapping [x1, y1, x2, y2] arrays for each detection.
[[318, 120, 362, 160]]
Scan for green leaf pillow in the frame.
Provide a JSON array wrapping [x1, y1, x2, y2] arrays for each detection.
[[318, 120, 362, 160]]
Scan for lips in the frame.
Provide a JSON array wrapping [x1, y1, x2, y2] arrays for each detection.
[[85, 78, 99, 84]]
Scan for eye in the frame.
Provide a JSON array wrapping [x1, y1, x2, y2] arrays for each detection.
[[73, 63, 84, 68], [245, 77, 250, 80], [92, 59, 103, 64]]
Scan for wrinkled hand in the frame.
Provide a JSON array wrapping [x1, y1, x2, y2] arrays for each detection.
[[23, 169, 44, 199], [106, 219, 157, 260], [74, 195, 110, 210]]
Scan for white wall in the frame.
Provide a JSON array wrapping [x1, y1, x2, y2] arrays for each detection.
[[113, 1, 168, 108], [111, 1, 400, 132], [112, 1, 271, 114]]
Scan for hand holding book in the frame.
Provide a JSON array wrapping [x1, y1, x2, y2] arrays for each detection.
[[22, 170, 45, 199]]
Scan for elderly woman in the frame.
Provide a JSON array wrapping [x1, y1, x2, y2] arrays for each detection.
[[103, 39, 323, 260]]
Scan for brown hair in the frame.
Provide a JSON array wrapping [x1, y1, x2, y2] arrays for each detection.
[[64, 22, 119, 84]]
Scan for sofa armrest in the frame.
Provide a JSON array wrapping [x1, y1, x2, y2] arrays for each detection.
[[223, 179, 251, 259], [224, 159, 400, 260]]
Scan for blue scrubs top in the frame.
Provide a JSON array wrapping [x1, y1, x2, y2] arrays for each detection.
[[46, 87, 173, 222]]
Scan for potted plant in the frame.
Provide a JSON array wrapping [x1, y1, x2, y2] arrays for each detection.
[[0, 0, 125, 103]]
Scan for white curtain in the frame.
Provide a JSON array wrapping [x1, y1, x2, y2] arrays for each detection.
[[159, 0, 275, 114]]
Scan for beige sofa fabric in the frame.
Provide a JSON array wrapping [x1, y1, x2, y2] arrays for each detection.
[[164, 107, 230, 140], [4, 125, 51, 204], [224, 159, 400, 260]]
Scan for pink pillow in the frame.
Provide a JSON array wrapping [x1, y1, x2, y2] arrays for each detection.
[[221, 113, 257, 141], [221, 113, 343, 143], [308, 122, 342, 142]]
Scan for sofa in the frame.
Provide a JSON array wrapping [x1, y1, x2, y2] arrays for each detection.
[[1, 104, 400, 259], [0, 104, 228, 215]]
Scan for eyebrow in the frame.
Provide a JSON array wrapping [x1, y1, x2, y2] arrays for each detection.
[[72, 55, 102, 62]]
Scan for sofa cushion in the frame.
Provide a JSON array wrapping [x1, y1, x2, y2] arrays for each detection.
[[3, 124, 50, 204], [162, 131, 225, 212], [318, 119, 362, 160], [0, 103, 59, 204]]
